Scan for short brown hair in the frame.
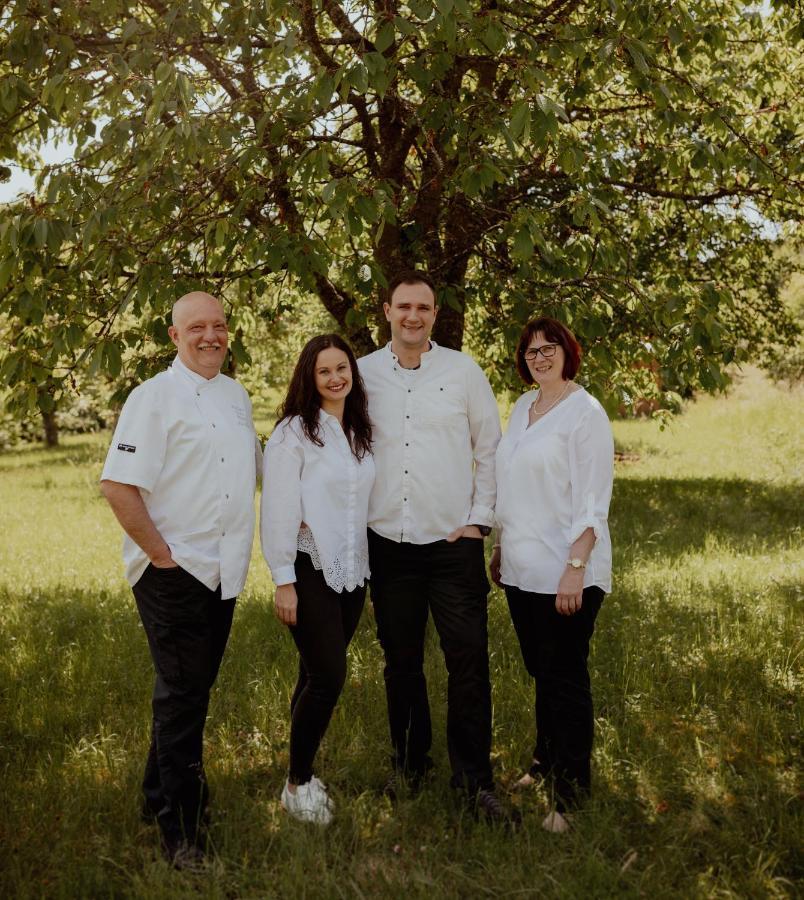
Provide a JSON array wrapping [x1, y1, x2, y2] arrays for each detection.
[[387, 270, 436, 304], [515, 316, 582, 383]]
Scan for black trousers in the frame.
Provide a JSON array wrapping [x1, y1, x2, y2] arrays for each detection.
[[287, 552, 366, 785], [132, 564, 235, 846], [504, 584, 604, 812], [368, 529, 493, 793]]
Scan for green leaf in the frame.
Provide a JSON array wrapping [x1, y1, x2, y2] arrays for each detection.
[[482, 22, 508, 55], [0, 257, 15, 290], [509, 100, 531, 142], [121, 18, 139, 42], [626, 44, 649, 75], [512, 226, 534, 261], [34, 219, 48, 249], [375, 22, 395, 53]]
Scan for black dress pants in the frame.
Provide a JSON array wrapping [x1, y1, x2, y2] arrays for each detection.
[[504, 584, 604, 812], [133, 564, 235, 846], [287, 552, 366, 785], [368, 529, 493, 793]]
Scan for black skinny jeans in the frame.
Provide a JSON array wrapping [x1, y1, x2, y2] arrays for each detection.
[[505, 584, 604, 812], [368, 529, 494, 793], [133, 564, 235, 847], [287, 551, 366, 785]]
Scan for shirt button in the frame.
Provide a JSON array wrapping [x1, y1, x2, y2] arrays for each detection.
[[212, 423, 216, 428], [222, 531, 226, 536], [405, 442, 409, 446], [220, 457, 224, 462], [225, 493, 229, 499], [405, 415, 410, 419], [404, 470, 408, 474]]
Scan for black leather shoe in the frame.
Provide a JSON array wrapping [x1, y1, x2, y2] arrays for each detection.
[[383, 768, 426, 800], [474, 788, 522, 827]]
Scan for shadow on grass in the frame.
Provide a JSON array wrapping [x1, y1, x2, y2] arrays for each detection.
[[1, 468, 801, 894], [610, 476, 803, 559], [0, 438, 107, 472]]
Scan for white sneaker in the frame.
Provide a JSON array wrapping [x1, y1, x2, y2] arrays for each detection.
[[281, 778, 333, 825], [310, 776, 334, 811]]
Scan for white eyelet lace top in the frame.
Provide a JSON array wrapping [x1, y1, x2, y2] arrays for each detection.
[[260, 412, 375, 593]]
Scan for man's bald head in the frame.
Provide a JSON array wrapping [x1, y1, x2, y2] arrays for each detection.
[[171, 291, 225, 328], [168, 291, 229, 379]]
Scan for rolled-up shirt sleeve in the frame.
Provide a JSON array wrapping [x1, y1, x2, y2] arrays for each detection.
[[260, 432, 303, 586], [466, 361, 502, 526], [567, 407, 614, 544]]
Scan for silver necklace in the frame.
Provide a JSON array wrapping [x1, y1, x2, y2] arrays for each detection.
[[530, 380, 572, 418]]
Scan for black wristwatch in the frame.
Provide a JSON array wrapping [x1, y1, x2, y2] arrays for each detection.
[[473, 524, 492, 537]]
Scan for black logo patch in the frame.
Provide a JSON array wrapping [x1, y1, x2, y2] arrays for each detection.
[[117, 443, 136, 453]]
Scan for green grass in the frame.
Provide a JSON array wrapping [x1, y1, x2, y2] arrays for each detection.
[[0, 367, 801, 898]]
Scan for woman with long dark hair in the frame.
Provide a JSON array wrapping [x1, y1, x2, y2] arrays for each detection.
[[260, 334, 374, 825], [491, 316, 614, 833]]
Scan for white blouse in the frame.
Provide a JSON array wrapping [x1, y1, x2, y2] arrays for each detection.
[[495, 388, 614, 594], [260, 412, 375, 593]]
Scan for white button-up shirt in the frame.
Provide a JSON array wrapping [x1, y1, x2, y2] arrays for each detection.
[[101, 355, 260, 599], [495, 388, 614, 593], [358, 342, 501, 544], [260, 413, 375, 592]]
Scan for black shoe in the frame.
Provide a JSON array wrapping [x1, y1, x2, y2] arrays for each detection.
[[141, 800, 160, 824], [164, 839, 208, 872], [474, 788, 522, 827], [383, 769, 424, 800]]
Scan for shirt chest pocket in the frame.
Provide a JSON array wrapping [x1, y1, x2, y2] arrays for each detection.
[[416, 383, 466, 427]]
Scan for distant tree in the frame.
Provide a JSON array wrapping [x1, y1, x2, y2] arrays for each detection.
[[0, 0, 801, 416]]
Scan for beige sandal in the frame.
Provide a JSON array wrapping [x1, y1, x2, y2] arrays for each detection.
[[542, 810, 572, 833]]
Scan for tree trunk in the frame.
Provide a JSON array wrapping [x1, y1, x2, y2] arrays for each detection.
[[42, 409, 59, 447]]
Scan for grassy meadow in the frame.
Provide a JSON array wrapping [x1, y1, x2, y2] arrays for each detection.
[[0, 367, 801, 899]]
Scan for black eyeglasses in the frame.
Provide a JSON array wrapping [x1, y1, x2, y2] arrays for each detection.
[[523, 344, 558, 361]]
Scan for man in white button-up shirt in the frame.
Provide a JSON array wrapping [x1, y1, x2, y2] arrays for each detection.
[[359, 272, 516, 823], [100, 292, 259, 869]]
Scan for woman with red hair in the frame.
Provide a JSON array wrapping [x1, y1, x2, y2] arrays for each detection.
[[491, 316, 614, 832]]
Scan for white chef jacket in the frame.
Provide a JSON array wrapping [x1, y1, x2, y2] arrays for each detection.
[[358, 342, 501, 544], [100, 355, 260, 599], [260, 413, 375, 592], [495, 388, 614, 593]]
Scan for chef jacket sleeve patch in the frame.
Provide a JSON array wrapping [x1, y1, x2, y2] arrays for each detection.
[[101, 384, 167, 491]]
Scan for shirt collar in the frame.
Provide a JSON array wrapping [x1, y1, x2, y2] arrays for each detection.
[[385, 340, 439, 369], [171, 354, 221, 387]]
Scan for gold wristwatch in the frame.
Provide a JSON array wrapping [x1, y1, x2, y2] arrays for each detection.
[[566, 558, 587, 570]]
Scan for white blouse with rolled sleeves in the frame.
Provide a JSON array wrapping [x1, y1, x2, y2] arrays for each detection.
[[100, 355, 261, 599], [495, 388, 614, 594], [260, 413, 375, 593]]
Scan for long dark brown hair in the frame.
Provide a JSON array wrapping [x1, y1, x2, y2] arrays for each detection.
[[277, 334, 372, 459]]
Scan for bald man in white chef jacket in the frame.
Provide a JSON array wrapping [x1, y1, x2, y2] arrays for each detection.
[[100, 292, 259, 870]]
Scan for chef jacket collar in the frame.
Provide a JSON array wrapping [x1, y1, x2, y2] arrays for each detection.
[[170, 353, 223, 388]]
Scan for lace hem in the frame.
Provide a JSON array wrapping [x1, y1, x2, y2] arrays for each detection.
[[297, 526, 368, 593]]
